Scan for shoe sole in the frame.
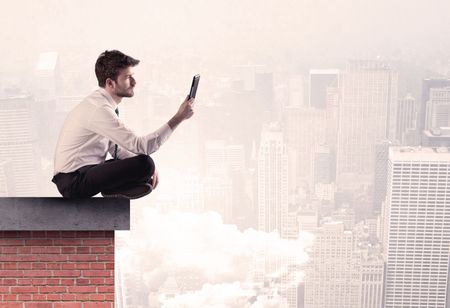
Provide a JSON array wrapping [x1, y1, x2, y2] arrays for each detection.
[[102, 186, 152, 199]]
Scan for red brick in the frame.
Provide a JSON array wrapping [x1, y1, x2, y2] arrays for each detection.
[[89, 294, 105, 301], [0, 239, 24, 246], [18, 278, 32, 285], [60, 279, 75, 286], [52, 270, 81, 277], [90, 263, 105, 270], [0, 303, 21, 308], [2, 247, 18, 254], [61, 293, 77, 301], [104, 293, 114, 301], [69, 255, 97, 262], [18, 263, 32, 270], [74, 231, 91, 238], [25, 239, 53, 246], [11, 286, 38, 293], [90, 247, 105, 254], [31, 246, 61, 254], [23, 270, 52, 277], [45, 278, 61, 285], [82, 239, 112, 246], [75, 293, 90, 301], [97, 286, 114, 293], [54, 303, 82, 308], [46, 293, 62, 301], [82, 270, 111, 277], [76, 247, 91, 254], [83, 303, 113, 308], [68, 286, 97, 293], [32, 263, 47, 270], [104, 278, 114, 285], [32, 294, 47, 301], [17, 247, 32, 254], [62, 263, 76, 270], [24, 303, 53, 308], [61, 247, 76, 254], [38, 255, 68, 262], [97, 255, 113, 262], [0, 286, 10, 293], [30, 231, 46, 237], [47, 263, 62, 270], [61, 231, 77, 238], [1, 279, 17, 286], [76, 278, 91, 285], [54, 239, 82, 246], [4, 263, 17, 270], [39, 286, 66, 293], [105, 247, 114, 254], [105, 263, 114, 270], [46, 231, 61, 237], [75, 263, 90, 270], [31, 278, 47, 286], [2, 294, 17, 300], [88, 278, 105, 285], [0, 270, 23, 277], [88, 231, 106, 237], [18, 294, 33, 301]]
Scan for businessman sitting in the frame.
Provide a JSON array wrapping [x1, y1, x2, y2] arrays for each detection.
[[52, 50, 194, 199]]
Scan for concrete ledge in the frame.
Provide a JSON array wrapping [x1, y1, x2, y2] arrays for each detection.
[[0, 197, 130, 231]]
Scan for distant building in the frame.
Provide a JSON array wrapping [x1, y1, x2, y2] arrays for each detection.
[[383, 147, 450, 308], [396, 94, 417, 144], [309, 69, 339, 109], [422, 127, 450, 146], [425, 87, 450, 130], [419, 78, 450, 134]]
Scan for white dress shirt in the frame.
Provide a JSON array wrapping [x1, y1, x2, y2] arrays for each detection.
[[53, 88, 172, 175]]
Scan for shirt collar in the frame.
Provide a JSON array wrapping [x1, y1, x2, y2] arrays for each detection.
[[98, 87, 119, 109]]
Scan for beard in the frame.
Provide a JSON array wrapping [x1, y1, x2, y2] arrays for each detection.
[[114, 87, 134, 98]]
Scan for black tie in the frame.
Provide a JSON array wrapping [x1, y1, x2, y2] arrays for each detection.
[[114, 108, 119, 160]]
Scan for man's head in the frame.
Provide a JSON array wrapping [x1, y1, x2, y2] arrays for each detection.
[[95, 50, 140, 98]]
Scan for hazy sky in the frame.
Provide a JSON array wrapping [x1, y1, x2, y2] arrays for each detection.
[[2, 0, 450, 73]]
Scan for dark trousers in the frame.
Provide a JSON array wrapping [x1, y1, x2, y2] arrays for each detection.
[[52, 154, 155, 198]]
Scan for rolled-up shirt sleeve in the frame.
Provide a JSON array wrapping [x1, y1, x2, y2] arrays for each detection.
[[87, 104, 173, 155]]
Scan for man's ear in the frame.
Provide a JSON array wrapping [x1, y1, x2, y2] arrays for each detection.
[[106, 78, 115, 88]]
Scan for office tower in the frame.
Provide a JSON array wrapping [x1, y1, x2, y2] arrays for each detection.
[[336, 60, 398, 189], [309, 69, 339, 109], [0, 95, 39, 196], [257, 124, 288, 236], [425, 87, 450, 129], [396, 94, 417, 144], [332, 206, 356, 230], [313, 145, 334, 185], [373, 140, 391, 211], [325, 86, 340, 149], [297, 209, 318, 233], [422, 127, 450, 147], [360, 256, 384, 308], [283, 106, 327, 191], [287, 75, 306, 107], [419, 78, 450, 133], [304, 221, 361, 308], [383, 147, 450, 308]]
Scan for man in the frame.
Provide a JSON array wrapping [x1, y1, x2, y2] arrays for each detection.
[[52, 50, 194, 199]]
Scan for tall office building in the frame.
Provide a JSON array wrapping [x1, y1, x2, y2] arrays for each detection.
[[0, 95, 39, 196], [373, 140, 391, 211], [336, 60, 398, 189], [383, 147, 450, 308], [425, 87, 450, 129], [257, 124, 288, 236], [396, 94, 417, 144], [309, 69, 339, 109], [419, 78, 450, 133], [283, 106, 327, 191], [360, 256, 384, 308], [304, 221, 361, 308]]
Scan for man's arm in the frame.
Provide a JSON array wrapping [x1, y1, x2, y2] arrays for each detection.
[[167, 96, 195, 130]]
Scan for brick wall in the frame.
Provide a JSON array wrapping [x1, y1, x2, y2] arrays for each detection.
[[0, 231, 114, 308]]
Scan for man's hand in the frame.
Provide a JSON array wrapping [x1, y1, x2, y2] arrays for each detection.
[[168, 96, 195, 130], [151, 169, 159, 189]]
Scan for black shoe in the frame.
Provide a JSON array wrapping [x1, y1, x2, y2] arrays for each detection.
[[101, 183, 152, 199]]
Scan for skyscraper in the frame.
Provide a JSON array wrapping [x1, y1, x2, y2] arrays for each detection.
[[336, 60, 398, 189], [425, 87, 450, 129], [419, 78, 450, 134], [383, 147, 450, 308], [257, 124, 288, 236], [396, 94, 417, 145], [0, 95, 39, 196], [309, 69, 339, 109]]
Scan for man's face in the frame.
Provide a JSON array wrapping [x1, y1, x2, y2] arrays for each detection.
[[112, 66, 136, 98]]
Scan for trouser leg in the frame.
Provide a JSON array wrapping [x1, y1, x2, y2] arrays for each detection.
[[53, 154, 155, 198]]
